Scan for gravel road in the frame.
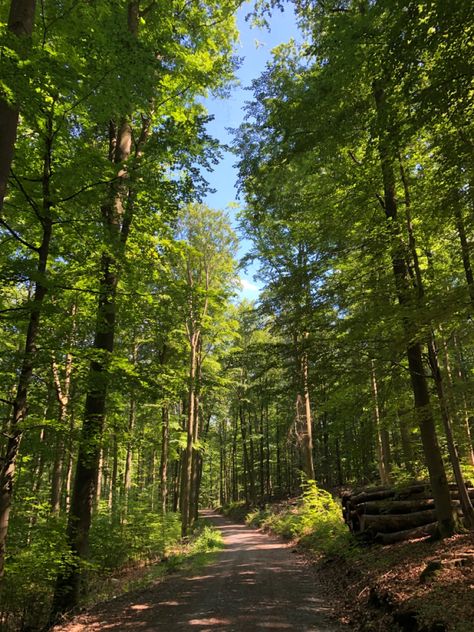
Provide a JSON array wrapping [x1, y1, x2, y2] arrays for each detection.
[[54, 509, 345, 631]]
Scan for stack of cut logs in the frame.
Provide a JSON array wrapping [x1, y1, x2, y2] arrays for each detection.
[[341, 482, 474, 544]]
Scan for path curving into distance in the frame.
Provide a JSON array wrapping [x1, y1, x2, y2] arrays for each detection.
[[54, 509, 345, 631]]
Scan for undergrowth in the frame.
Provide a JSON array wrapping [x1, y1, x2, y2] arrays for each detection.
[[0, 503, 220, 632], [244, 481, 355, 559]]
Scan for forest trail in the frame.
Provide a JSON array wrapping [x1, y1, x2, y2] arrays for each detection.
[[54, 510, 344, 632]]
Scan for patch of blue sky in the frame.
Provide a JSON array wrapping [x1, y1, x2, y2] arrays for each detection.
[[201, 1, 301, 300]]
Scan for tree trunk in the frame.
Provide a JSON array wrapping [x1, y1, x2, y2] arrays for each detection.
[[123, 395, 136, 514], [370, 360, 390, 485], [0, 0, 37, 210], [440, 333, 474, 465], [180, 334, 198, 535], [428, 336, 474, 528], [109, 431, 119, 520], [373, 81, 455, 538], [454, 205, 474, 305], [247, 412, 256, 503], [239, 403, 250, 504], [360, 509, 440, 533], [0, 122, 53, 576], [397, 408, 415, 475], [51, 305, 76, 514], [52, 4, 141, 606], [160, 406, 169, 514]]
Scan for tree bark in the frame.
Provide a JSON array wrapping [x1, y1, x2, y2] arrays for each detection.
[[160, 406, 169, 514], [50, 303, 77, 514], [370, 361, 390, 485], [373, 81, 455, 538], [52, 4, 144, 611], [0, 0, 37, 210], [301, 348, 315, 480], [123, 394, 136, 514], [454, 205, 474, 305], [180, 333, 198, 535], [0, 117, 53, 577], [428, 336, 474, 528]]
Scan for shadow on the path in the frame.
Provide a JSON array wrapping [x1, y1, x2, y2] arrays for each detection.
[[64, 510, 342, 632]]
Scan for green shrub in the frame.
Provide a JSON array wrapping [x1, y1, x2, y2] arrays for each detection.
[[192, 524, 223, 553], [245, 507, 270, 527], [0, 501, 181, 631], [89, 506, 181, 572], [221, 500, 248, 522], [0, 510, 75, 631], [246, 482, 354, 558]]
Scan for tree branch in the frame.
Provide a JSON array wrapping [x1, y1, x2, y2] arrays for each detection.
[[9, 170, 43, 223], [0, 217, 39, 252]]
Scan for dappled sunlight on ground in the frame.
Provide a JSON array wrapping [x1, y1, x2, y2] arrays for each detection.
[[53, 509, 344, 632]]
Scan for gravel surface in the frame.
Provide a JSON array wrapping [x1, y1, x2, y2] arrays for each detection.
[[53, 509, 346, 631]]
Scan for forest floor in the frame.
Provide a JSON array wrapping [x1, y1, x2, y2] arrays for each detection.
[[320, 530, 474, 632], [51, 509, 343, 631]]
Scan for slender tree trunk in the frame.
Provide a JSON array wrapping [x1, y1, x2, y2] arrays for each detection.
[[180, 334, 198, 535], [231, 414, 237, 501], [0, 121, 53, 576], [259, 407, 265, 498], [370, 361, 390, 485], [52, 5, 143, 612], [247, 412, 256, 503], [265, 404, 271, 498], [64, 404, 76, 511], [428, 336, 474, 528], [160, 406, 169, 514], [123, 395, 136, 514], [109, 431, 119, 520], [51, 304, 76, 514], [0, 0, 37, 210], [374, 82, 455, 537], [397, 409, 415, 475], [95, 448, 104, 509], [454, 206, 474, 305], [335, 437, 343, 486], [190, 393, 201, 524], [239, 403, 250, 504], [440, 333, 474, 467], [172, 457, 180, 513], [276, 417, 282, 495], [302, 349, 315, 480], [451, 334, 474, 466]]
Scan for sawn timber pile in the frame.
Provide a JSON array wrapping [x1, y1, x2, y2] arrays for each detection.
[[341, 482, 473, 544]]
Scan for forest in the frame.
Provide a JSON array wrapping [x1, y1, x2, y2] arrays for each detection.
[[0, 0, 473, 630]]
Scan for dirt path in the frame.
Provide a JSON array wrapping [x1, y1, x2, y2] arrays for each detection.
[[54, 510, 345, 631]]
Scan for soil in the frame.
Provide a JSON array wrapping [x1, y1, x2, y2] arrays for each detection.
[[309, 532, 474, 632], [52, 509, 345, 632]]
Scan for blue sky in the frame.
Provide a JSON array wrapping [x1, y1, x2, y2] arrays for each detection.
[[202, 1, 300, 300]]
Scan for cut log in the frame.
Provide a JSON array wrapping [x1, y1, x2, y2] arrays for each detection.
[[351, 485, 392, 496], [357, 499, 437, 514], [350, 489, 396, 505], [450, 488, 474, 501], [395, 483, 430, 498], [360, 509, 437, 533], [375, 522, 438, 545]]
